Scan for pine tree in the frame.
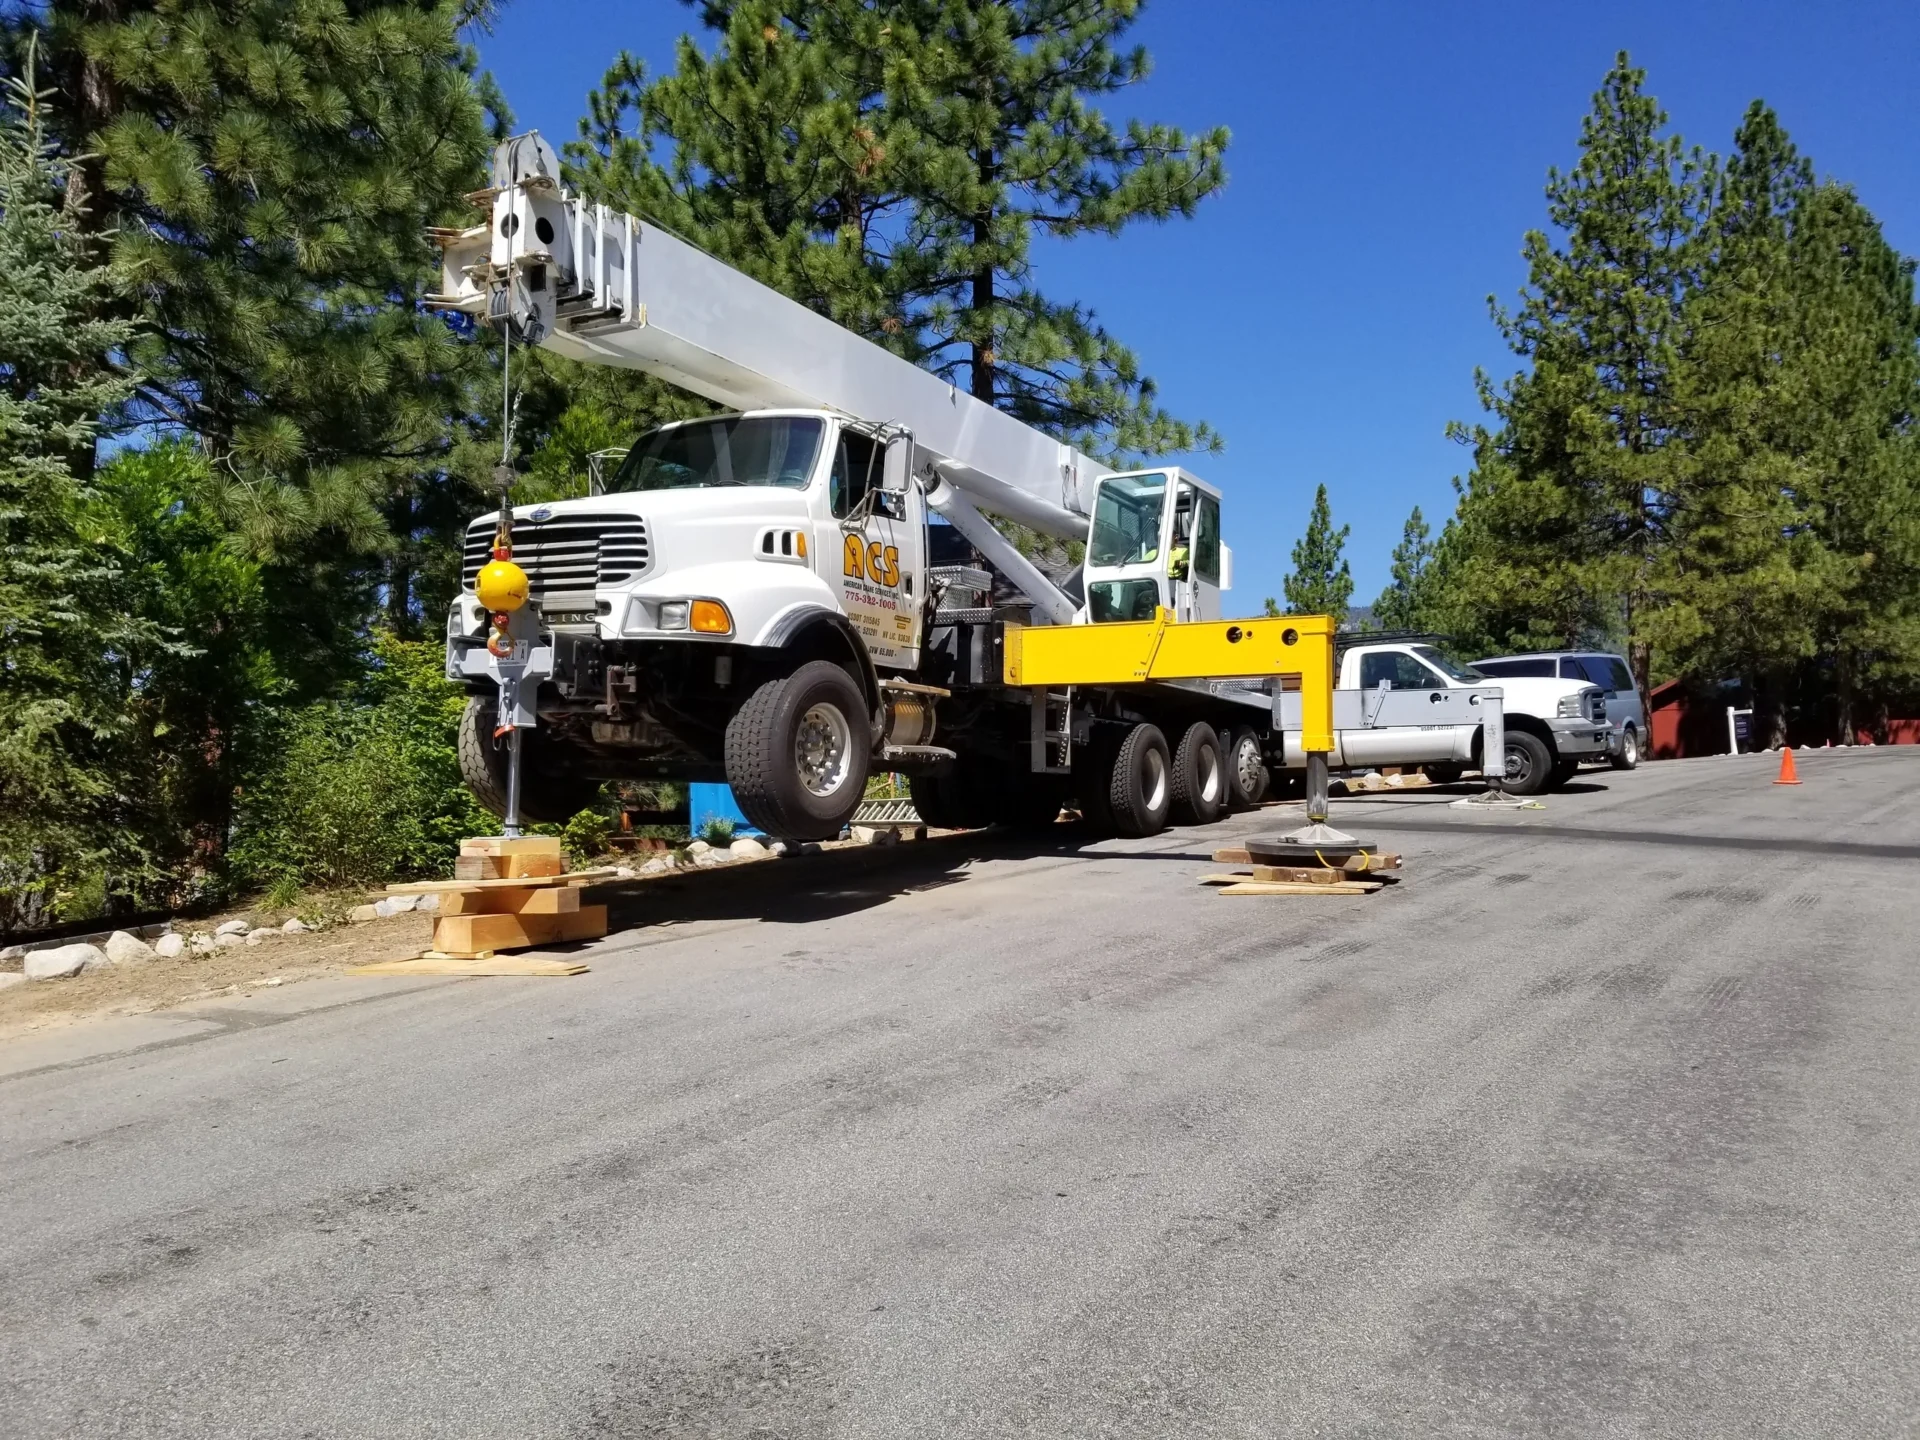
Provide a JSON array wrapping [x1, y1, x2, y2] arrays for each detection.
[[1444, 54, 1709, 692], [25, 0, 501, 638], [568, 0, 1227, 464], [0, 42, 139, 929], [1278, 483, 1353, 621], [1372, 505, 1434, 632]]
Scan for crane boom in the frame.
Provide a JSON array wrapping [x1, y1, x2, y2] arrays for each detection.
[[430, 133, 1107, 543]]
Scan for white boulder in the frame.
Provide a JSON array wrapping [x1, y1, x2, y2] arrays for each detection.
[[686, 839, 712, 856], [214, 919, 250, 938], [0, 944, 25, 963], [216, 932, 246, 949], [245, 927, 278, 946], [26, 944, 105, 980], [154, 933, 187, 958], [0, 971, 25, 993], [639, 857, 671, 875], [850, 826, 899, 847], [415, 894, 440, 913], [103, 930, 156, 965], [347, 904, 379, 924], [280, 917, 309, 934], [188, 932, 217, 955], [728, 837, 769, 861]]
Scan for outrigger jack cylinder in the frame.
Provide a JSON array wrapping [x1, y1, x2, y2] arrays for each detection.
[[1277, 751, 1363, 850]]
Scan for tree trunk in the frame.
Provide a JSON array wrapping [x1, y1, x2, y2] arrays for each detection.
[[1835, 651, 1855, 746], [970, 148, 995, 405]]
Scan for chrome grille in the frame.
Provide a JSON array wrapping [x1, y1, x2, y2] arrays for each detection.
[[462, 513, 651, 598]]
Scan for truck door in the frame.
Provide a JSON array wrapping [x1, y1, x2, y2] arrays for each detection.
[[1184, 486, 1223, 623], [1343, 649, 1457, 765], [822, 426, 923, 669]]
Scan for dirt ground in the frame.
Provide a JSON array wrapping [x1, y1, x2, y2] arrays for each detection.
[[0, 912, 436, 1041]]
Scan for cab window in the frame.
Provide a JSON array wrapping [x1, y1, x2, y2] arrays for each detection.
[[1360, 650, 1446, 690], [1088, 473, 1167, 566], [830, 430, 880, 519], [1192, 494, 1221, 584]]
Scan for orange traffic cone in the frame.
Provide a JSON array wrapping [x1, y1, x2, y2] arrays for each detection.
[[1775, 748, 1801, 785]]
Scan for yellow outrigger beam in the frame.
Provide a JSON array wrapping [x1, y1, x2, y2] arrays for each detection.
[[1002, 610, 1337, 756]]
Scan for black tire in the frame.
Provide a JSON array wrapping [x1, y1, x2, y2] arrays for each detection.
[[1423, 762, 1466, 786], [1107, 723, 1173, 838], [1501, 729, 1555, 797], [1610, 725, 1641, 771], [1548, 759, 1580, 790], [1225, 725, 1269, 809], [1170, 722, 1227, 826], [458, 697, 602, 824], [724, 660, 871, 841]]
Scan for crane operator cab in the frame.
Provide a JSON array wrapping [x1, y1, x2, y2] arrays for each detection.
[[1082, 468, 1228, 624]]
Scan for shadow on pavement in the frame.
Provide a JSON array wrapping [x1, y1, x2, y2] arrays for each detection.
[[1356, 817, 1920, 862], [584, 823, 1213, 930]]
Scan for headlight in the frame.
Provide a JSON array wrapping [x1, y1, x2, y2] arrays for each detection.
[[1556, 693, 1584, 718], [658, 601, 690, 630]]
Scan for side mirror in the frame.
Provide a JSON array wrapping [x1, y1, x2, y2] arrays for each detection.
[[1219, 544, 1233, 590], [881, 438, 913, 492]]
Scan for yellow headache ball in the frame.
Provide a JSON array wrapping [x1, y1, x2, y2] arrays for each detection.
[[475, 558, 530, 611]]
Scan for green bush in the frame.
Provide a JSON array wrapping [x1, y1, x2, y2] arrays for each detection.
[[228, 635, 491, 891]]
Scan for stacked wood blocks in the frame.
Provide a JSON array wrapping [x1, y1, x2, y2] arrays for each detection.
[[1201, 845, 1403, 896], [390, 837, 611, 958]]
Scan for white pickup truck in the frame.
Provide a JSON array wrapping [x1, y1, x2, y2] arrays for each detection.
[[1271, 640, 1612, 795]]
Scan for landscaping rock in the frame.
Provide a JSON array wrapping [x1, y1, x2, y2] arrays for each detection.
[[154, 933, 187, 958], [188, 932, 217, 955], [728, 837, 769, 861], [103, 930, 156, 966], [373, 895, 421, 919], [0, 944, 25, 963], [216, 932, 247, 949], [415, 894, 440, 913], [0, 971, 26, 993], [639, 857, 671, 875], [692, 851, 719, 867], [280, 917, 309, 934], [246, 927, 278, 945], [214, 919, 250, 938], [686, 839, 712, 856], [348, 904, 380, 924], [850, 825, 899, 847], [26, 944, 104, 980]]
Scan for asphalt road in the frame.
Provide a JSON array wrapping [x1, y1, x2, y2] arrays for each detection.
[[5, 751, 1919, 1438]]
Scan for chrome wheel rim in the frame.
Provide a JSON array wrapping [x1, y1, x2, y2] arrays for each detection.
[[1234, 737, 1262, 795], [1504, 741, 1532, 785], [1624, 731, 1638, 764], [795, 703, 853, 797], [1199, 745, 1224, 804], [1142, 747, 1169, 812]]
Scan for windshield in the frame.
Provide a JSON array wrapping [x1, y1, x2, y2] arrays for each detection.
[[1088, 473, 1167, 567], [607, 415, 824, 493], [1413, 645, 1485, 683]]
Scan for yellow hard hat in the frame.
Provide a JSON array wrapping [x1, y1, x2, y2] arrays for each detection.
[[476, 558, 530, 611]]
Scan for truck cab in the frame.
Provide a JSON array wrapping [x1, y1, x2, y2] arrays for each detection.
[[1083, 468, 1227, 624]]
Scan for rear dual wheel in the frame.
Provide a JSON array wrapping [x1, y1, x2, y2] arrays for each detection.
[[1170, 722, 1227, 826]]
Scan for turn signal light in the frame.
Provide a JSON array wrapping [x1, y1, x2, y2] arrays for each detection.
[[690, 599, 733, 634]]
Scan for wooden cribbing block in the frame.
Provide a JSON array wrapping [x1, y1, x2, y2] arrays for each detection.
[[456, 836, 564, 880], [437, 885, 582, 917], [1218, 881, 1382, 896], [1213, 847, 1252, 865], [430, 904, 607, 957]]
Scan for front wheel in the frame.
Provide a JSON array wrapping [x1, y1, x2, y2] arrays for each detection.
[[1610, 726, 1641, 770], [1501, 730, 1555, 797], [725, 661, 872, 841], [457, 697, 603, 824]]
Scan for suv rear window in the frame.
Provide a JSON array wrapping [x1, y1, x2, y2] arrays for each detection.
[[1472, 658, 1555, 678]]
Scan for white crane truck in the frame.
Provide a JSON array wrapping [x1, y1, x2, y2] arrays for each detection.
[[430, 134, 1347, 844]]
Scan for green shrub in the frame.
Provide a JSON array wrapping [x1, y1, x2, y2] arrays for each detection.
[[228, 635, 491, 891]]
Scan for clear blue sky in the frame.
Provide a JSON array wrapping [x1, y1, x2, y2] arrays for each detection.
[[472, 0, 1919, 613]]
